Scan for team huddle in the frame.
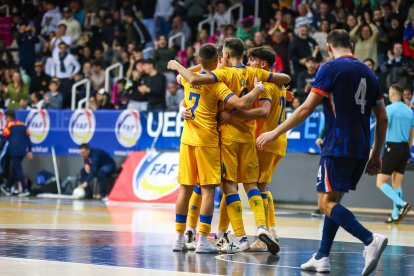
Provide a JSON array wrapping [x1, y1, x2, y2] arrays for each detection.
[[169, 30, 392, 275]]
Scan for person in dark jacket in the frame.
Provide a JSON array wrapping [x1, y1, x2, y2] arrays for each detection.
[[30, 61, 51, 95], [140, 59, 166, 110], [17, 23, 38, 77], [78, 143, 116, 199], [124, 11, 152, 48], [0, 110, 33, 197]]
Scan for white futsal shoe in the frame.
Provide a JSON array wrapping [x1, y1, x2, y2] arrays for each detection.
[[227, 236, 250, 253], [258, 227, 280, 254], [196, 240, 219, 253], [362, 233, 388, 276], [215, 231, 230, 252], [301, 253, 331, 272], [185, 230, 197, 250], [269, 227, 280, 242], [172, 238, 187, 252], [249, 239, 268, 252]]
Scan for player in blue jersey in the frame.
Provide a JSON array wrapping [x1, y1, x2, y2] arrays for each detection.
[[257, 29, 389, 275]]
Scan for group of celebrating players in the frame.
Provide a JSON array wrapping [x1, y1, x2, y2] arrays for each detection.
[[168, 29, 394, 275]]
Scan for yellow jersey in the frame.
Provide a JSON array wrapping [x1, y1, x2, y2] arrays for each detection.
[[181, 72, 234, 147], [210, 65, 273, 143], [255, 82, 287, 155]]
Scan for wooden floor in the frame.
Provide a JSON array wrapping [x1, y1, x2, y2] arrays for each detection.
[[0, 197, 413, 276]]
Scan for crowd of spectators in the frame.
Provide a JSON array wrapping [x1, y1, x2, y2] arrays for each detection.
[[0, 0, 414, 112]]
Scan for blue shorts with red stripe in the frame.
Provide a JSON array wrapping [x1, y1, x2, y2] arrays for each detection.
[[316, 157, 368, 193]]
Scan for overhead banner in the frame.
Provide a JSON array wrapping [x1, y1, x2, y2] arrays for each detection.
[[4, 109, 401, 157]]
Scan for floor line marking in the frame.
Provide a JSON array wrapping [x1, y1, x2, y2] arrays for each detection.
[[214, 254, 301, 269]]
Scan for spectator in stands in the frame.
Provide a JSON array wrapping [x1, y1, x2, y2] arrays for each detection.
[[88, 96, 98, 110], [17, 23, 38, 77], [296, 57, 318, 99], [165, 81, 184, 111], [291, 97, 303, 110], [312, 1, 337, 30], [51, 42, 81, 109], [124, 11, 152, 49], [82, 61, 92, 78], [2, 71, 29, 110], [41, 0, 62, 35], [387, 16, 404, 48], [270, 30, 290, 74], [373, 9, 390, 65], [295, 4, 313, 34], [43, 80, 62, 109], [0, 110, 33, 197], [253, 31, 267, 47], [154, 35, 177, 74], [381, 42, 414, 90], [49, 24, 72, 58], [78, 143, 116, 200], [403, 88, 414, 109], [350, 16, 379, 70], [128, 61, 149, 111], [403, 19, 414, 59], [30, 92, 44, 109], [185, 0, 207, 42], [288, 25, 321, 77], [115, 79, 129, 109], [312, 19, 330, 58], [155, 0, 174, 37], [69, 0, 85, 26], [140, 59, 166, 111], [237, 16, 259, 42], [79, 46, 92, 65], [30, 62, 50, 95], [346, 14, 357, 31], [213, 1, 233, 29], [90, 61, 105, 92], [96, 89, 114, 109], [177, 46, 196, 68], [169, 15, 192, 47], [363, 58, 377, 72], [59, 7, 81, 45]]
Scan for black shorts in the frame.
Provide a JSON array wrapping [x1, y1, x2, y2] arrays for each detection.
[[381, 142, 411, 175]]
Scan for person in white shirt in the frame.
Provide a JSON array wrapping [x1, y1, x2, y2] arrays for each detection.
[[294, 4, 313, 35], [51, 42, 80, 108], [49, 24, 73, 57], [41, 1, 62, 35], [59, 7, 81, 45], [213, 1, 233, 30]]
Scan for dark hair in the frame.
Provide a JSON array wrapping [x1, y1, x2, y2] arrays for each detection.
[[116, 78, 127, 85], [217, 45, 224, 57], [390, 84, 403, 95], [198, 43, 218, 69], [50, 79, 59, 85], [59, 42, 67, 48], [78, 143, 90, 150], [358, 23, 373, 40], [5, 110, 16, 120], [363, 58, 375, 66], [327, 29, 352, 49], [91, 60, 102, 67], [58, 23, 67, 29], [305, 56, 317, 63], [124, 11, 135, 18], [143, 59, 155, 66], [247, 46, 276, 68], [223, 38, 245, 58]]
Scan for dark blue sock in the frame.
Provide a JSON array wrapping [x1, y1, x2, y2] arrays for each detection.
[[330, 204, 373, 246], [316, 216, 339, 259]]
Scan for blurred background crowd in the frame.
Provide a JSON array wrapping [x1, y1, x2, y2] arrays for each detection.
[[0, 0, 414, 112]]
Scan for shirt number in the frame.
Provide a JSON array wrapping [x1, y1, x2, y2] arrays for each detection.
[[278, 96, 286, 125], [189, 92, 200, 120], [355, 78, 367, 114]]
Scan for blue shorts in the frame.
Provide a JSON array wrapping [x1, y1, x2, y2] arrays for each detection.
[[316, 157, 368, 193]]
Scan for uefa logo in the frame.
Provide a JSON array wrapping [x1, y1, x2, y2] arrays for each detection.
[[69, 109, 96, 145], [25, 109, 50, 144], [133, 152, 179, 201], [115, 110, 142, 148]]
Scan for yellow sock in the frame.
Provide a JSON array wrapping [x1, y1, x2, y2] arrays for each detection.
[[175, 214, 187, 234], [261, 192, 269, 229], [218, 194, 230, 233], [187, 186, 202, 229], [199, 214, 213, 236], [226, 193, 246, 237], [248, 189, 266, 227], [266, 191, 276, 227]]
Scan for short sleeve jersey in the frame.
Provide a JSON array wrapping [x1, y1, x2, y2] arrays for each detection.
[[210, 65, 273, 143], [310, 55, 384, 159], [181, 72, 234, 147], [255, 82, 287, 155], [385, 101, 414, 143]]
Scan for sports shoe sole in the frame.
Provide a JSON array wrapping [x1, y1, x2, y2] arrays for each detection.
[[172, 247, 187, 252], [362, 237, 388, 276], [0, 186, 11, 196], [259, 233, 280, 254], [397, 203, 411, 222]]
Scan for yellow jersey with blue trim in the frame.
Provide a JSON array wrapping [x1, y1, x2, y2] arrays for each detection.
[[181, 72, 235, 147], [210, 65, 273, 143], [255, 82, 287, 155]]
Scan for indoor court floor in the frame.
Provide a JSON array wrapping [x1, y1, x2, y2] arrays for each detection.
[[0, 197, 413, 276]]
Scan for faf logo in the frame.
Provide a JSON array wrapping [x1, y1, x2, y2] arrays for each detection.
[[133, 152, 180, 201], [25, 109, 50, 144], [69, 109, 96, 145], [115, 110, 142, 148]]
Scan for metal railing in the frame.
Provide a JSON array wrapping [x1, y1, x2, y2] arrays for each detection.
[[198, 16, 215, 35], [77, 98, 88, 109], [228, 3, 244, 24], [104, 62, 124, 95], [168, 32, 185, 51], [71, 78, 91, 110], [254, 0, 261, 26], [0, 5, 9, 16]]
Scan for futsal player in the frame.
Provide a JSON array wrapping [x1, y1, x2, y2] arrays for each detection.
[[376, 84, 412, 223], [217, 46, 288, 251], [257, 29, 389, 275], [173, 43, 265, 253], [169, 38, 290, 254]]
